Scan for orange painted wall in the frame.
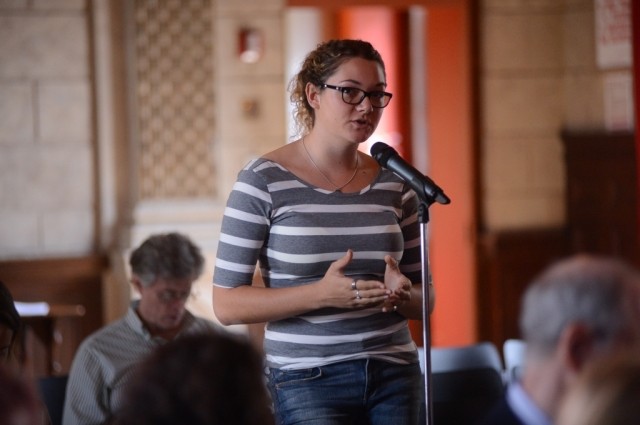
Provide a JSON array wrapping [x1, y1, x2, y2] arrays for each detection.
[[425, 3, 476, 347], [335, 7, 410, 157], [319, 1, 477, 347]]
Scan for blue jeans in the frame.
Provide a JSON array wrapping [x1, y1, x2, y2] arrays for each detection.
[[267, 359, 423, 425]]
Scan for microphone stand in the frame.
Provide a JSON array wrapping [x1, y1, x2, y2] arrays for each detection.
[[369, 141, 449, 424], [418, 199, 434, 425]]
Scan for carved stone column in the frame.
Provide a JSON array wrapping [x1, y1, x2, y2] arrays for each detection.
[[100, 0, 285, 328]]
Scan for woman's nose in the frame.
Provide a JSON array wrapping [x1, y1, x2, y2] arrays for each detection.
[[357, 96, 374, 113]]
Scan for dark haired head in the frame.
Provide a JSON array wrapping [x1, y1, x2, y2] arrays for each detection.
[[0, 281, 20, 334], [0, 280, 21, 362], [113, 332, 274, 425]]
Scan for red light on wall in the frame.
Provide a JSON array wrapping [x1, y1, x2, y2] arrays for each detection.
[[238, 28, 263, 64]]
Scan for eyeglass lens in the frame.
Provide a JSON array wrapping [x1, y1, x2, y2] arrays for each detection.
[[343, 88, 390, 108], [157, 289, 191, 303], [321, 84, 392, 108]]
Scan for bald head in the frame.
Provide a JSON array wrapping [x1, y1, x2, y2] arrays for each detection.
[[520, 255, 640, 359]]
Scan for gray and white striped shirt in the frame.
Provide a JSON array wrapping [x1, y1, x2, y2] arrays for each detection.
[[62, 301, 219, 425], [213, 158, 422, 370]]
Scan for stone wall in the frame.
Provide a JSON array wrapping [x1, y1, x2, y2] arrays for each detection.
[[479, 0, 632, 230], [0, 0, 94, 258]]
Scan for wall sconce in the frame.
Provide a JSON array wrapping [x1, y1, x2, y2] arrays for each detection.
[[238, 28, 263, 64], [241, 98, 260, 119]]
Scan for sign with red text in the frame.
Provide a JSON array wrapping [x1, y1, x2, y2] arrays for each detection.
[[595, 0, 632, 69]]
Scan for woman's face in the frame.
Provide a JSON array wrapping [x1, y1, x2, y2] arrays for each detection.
[[313, 57, 387, 144], [0, 324, 14, 364]]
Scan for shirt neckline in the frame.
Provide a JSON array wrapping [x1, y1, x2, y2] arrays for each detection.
[[258, 157, 382, 196]]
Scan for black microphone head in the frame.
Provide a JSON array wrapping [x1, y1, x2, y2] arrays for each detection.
[[370, 141, 396, 166]]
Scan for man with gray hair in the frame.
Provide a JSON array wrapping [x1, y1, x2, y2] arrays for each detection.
[[479, 254, 640, 425], [63, 232, 220, 425]]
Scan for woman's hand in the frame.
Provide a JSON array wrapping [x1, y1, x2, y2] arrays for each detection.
[[318, 250, 389, 309], [381, 255, 412, 313]]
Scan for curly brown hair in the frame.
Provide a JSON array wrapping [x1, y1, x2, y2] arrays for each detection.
[[289, 39, 386, 138]]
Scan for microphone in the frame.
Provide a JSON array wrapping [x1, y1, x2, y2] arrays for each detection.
[[370, 141, 451, 205]]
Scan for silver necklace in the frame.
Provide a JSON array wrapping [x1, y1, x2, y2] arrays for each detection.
[[302, 138, 359, 192]]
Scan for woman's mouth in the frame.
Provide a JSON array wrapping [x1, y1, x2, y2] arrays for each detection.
[[352, 118, 370, 128]]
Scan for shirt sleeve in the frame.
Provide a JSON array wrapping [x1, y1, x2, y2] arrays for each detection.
[[213, 165, 272, 288], [62, 342, 111, 425]]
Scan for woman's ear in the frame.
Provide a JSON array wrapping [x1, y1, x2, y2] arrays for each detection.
[[305, 82, 320, 109]]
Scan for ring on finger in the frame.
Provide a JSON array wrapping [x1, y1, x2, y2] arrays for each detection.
[[351, 280, 358, 290], [356, 290, 362, 300]]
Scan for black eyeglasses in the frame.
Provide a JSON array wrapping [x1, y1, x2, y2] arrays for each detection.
[[320, 84, 393, 108]]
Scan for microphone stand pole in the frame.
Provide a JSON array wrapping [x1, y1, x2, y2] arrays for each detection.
[[417, 200, 434, 425]]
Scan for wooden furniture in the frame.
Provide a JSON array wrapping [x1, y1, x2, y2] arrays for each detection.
[[0, 255, 107, 377], [476, 130, 638, 348], [476, 228, 569, 346], [562, 131, 639, 265], [21, 304, 87, 376]]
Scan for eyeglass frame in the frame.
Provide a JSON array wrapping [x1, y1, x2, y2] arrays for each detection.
[[156, 288, 193, 304], [149, 287, 195, 304], [319, 84, 393, 108]]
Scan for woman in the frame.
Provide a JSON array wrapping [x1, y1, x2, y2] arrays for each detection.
[[213, 39, 434, 425]]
